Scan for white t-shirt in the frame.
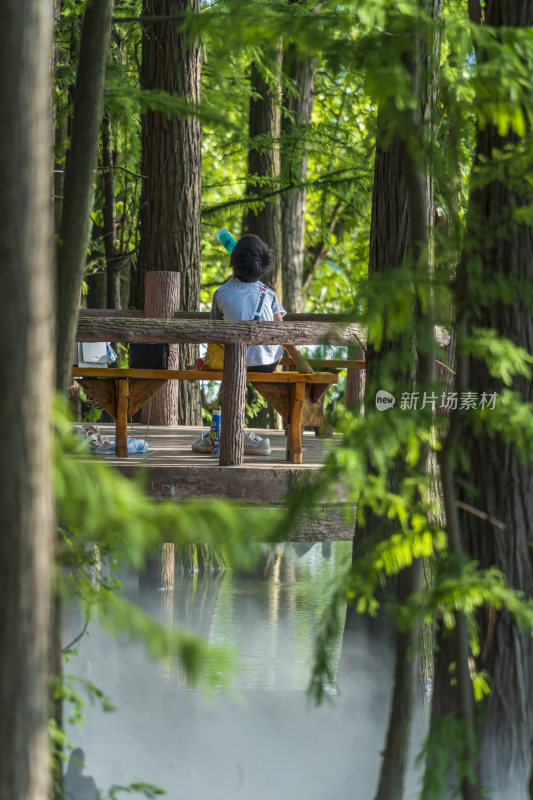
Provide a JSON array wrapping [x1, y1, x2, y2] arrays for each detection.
[[210, 279, 286, 366]]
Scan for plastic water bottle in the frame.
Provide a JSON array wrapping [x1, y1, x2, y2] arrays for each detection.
[[209, 409, 221, 454], [216, 228, 237, 254]]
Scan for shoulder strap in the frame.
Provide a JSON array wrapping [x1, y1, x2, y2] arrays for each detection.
[[251, 284, 267, 321]]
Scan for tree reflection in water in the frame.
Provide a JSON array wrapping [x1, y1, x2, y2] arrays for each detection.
[[63, 542, 403, 800]]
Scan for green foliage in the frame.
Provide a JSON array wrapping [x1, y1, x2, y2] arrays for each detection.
[[417, 715, 480, 799], [78, 388, 104, 422], [54, 397, 283, 699], [477, 389, 533, 462], [419, 559, 533, 636], [244, 384, 267, 424], [107, 782, 166, 799], [464, 328, 533, 385]]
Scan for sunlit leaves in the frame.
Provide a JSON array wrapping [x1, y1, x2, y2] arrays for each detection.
[[476, 389, 533, 463], [427, 561, 533, 636], [469, 25, 533, 136], [464, 328, 533, 385], [472, 670, 491, 702]]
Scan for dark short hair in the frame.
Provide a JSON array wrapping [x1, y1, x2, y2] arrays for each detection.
[[230, 235, 273, 283]]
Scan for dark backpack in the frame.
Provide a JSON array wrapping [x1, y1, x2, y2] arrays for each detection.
[[129, 343, 170, 370]]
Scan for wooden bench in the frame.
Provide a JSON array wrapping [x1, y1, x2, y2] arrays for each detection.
[[72, 366, 340, 464]]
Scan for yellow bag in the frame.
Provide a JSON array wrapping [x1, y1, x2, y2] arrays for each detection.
[[202, 284, 266, 371], [202, 343, 225, 370]]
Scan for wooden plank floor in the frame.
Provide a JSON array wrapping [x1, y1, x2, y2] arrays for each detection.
[[78, 424, 354, 540], [93, 423, 335, 492], [103, 424, 327, 465]]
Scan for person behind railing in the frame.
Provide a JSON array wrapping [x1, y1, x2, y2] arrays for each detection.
[[192, 234, 313, 456], [210, 234, 314, 374]]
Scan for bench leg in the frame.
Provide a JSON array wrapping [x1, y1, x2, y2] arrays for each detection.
[[116, 379, 129, 457], [286, 383, 304, 464]]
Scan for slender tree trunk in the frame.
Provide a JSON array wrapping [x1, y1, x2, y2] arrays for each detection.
[[0, 3, 55, 799], [280, 46, 316, 312], [52, 0, 67, 234], [102, 110, 122, 310], [55, 0, 114, 392], [138, 0, 202, 424], [374, 564, 423, 800], [53, 7, 113, 790], [242, 45, 283, 298]]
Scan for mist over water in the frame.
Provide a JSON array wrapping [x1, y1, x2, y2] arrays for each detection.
[[63, 543, 424, 800]]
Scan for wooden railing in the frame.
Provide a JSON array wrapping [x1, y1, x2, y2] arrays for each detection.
[[77, 316, 365, 347], [76, 310, 366, 465], [79, 308, 359, 323]]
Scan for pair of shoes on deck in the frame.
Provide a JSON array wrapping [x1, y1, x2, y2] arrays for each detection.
[[243, 431, 271, 455], [191, 429, 271, 456]]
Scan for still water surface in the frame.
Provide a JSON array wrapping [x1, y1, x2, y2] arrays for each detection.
[[63, 542, 398, 800]]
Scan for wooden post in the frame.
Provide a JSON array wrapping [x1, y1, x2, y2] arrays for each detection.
[[346, 345, 366, 414], [219, 343, 247, 466], [287, 382, 305, 464], [116, 378, 129, 457], [141, 271, 180, 425]]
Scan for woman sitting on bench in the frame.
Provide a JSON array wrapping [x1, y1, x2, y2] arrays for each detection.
[[210, 234, 313, 374], [192, 235, 313, 456]]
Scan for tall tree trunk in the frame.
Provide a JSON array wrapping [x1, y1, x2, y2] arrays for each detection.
[[280, 46, 316, 312], [355, 126, 411, 563], [141, 271, 181, 425], [341, 38, 415, 771], [242, 45, 283, 298], [102, 110, 122, 310], [430, 3, 533, 798], [459, 3, 533, 793], [355, 0, 443, 578], [373, 9, 442, 796], [138, 0, 202, 424], [343, 6, 446, 799], [0, 2, 55, 799], [55, 0, 114, 392]]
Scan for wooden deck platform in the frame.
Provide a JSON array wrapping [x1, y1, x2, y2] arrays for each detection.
[[81, 424, 354, 541]]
